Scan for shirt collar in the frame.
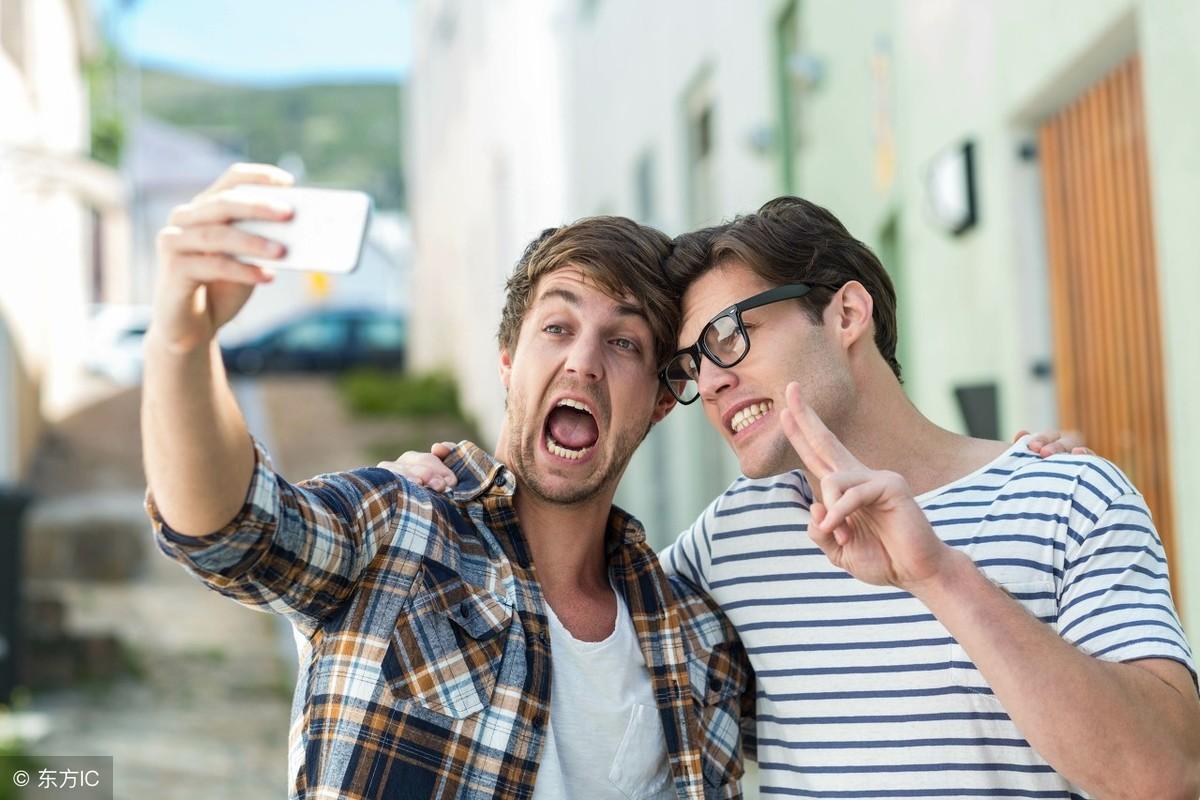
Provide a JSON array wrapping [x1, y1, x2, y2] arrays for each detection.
[[443, 441, 512, 502], [605, 504, 647, 554], [443, 442, 647, 551]]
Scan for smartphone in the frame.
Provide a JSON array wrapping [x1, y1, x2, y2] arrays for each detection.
[[229, 185, 373, 274]]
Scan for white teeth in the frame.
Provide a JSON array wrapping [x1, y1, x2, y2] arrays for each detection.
[[546, 399, 596, 461], [556, 398, 593, 415], [730, 401, 773, 434], [547, 435, 592, 460]]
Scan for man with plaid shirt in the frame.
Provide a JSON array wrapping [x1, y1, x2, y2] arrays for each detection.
[[142, 164, 753, 799]]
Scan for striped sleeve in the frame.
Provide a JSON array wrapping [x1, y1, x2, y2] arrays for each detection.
[[658, 493, 722, 591], [147, 436, 418, 629], [1058, 489, 1196, 687]]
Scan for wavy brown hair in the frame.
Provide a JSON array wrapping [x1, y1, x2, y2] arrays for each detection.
[[498, 217, 678, 369], [665, 197, 902, 380]]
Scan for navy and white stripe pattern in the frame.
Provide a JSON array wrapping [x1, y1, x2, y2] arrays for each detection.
[[661, 439, 1195, 798]]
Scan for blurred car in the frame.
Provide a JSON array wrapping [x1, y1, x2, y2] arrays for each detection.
[[83, 304, 153, 385], [220, 307, 406, 375]]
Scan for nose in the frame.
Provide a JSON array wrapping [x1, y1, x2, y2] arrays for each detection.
[[697, 357, 737, 402], [564, 335, 603, 382]]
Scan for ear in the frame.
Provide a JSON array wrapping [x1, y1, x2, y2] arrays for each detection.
[[829, 281, 874, 350], [649, 384, 677, 424], [498, 347, 513, 390]]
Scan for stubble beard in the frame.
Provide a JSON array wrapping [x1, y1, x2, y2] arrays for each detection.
[[505, 388, 648, 507], [738, 369, 856, 480], [739, 431, 803, 479]]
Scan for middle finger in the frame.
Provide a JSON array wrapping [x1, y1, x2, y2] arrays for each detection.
[[166, 224, 286, 260]]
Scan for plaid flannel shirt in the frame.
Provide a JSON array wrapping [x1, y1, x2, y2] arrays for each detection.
[[147, 439, 754, 799]]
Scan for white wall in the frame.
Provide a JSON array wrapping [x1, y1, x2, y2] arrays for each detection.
[[409, 0, 573, 444], [0, 0, 127, 426], [873, 0, 1199, 639], [1126, 0, 1200, 636]]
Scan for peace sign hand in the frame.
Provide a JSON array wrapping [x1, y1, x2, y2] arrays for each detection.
[[779, 382, 957, 591]]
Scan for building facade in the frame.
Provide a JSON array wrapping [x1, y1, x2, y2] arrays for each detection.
[[408, 0, 1200, 639], [0, 0, 130, 482]]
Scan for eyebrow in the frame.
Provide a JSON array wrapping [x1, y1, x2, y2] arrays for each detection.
[[537, 287, 649, 322]]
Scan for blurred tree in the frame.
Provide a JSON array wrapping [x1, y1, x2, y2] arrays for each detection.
[[138, 70, 406, 210], [85, 44, 125, 167]]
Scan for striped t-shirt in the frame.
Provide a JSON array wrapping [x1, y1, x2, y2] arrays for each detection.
[[661, 438, 1196, 798]]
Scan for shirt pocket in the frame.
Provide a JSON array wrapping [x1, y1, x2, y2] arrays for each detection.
[[948, 579, 1058, 710], [607, 703, 673, 799], [687, 640, 749, 788], [382, 558, 513, 719]]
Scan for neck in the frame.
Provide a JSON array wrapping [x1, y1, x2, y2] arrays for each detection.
[[494, 427, 612, 597], [513, 489, 612, 595], [821, 361, 1010, 496]]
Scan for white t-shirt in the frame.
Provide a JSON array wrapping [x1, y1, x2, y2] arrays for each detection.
[[532, 587, 674, 800], [662, 439, 1196, 797]]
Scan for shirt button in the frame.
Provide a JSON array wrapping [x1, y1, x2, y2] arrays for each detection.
[[459, 602, 471, 619], [533, 714, 546, 729], [495, 473, 507, 487], [538, 630, 550, 647]]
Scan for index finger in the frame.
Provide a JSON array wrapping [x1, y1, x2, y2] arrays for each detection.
[[168, 196, 294, 228], [783, 382, 865, 476], [199, 163, 294, 198]]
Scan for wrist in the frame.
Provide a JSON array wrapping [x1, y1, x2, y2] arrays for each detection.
[[903, 547, 978, 605], [144, 323, 214, 359]]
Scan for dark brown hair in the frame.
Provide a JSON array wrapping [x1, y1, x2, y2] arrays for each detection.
[[498, 216, 678, 368], [665, 197, 902, 380]]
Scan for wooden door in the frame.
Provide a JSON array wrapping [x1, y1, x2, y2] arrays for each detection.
[[1037, 55, 1178, 604]]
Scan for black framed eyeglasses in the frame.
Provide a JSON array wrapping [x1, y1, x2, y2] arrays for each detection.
[[659, 283, 830, 404]]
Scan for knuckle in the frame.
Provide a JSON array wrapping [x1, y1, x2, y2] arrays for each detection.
[[167, 203, 191, 225], [156, 226, 180, 247]]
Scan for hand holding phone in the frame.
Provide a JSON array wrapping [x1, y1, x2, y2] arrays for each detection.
[[151, 163, 296, 354], [228, 185, 373, 274]]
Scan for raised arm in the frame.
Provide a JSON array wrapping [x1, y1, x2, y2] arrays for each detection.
[[142, 164, 429, 627], [142, 163, 294, 535]]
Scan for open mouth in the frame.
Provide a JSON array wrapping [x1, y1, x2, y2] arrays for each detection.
[[729, 400, 773, 435], [544, 398, 599, 461]]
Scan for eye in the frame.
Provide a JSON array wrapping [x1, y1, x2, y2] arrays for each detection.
[[543, 324, 566, 335], [612, 337, 640, 352]]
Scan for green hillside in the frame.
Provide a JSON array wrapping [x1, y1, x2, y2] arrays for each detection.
[[138, 69, 406, 210]]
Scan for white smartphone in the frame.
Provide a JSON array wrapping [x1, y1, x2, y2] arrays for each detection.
[[229, 185, 373, 274]]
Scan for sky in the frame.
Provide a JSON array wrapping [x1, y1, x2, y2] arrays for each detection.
[[94, 0, 412, 85]]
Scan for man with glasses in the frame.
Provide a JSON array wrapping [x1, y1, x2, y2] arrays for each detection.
[[141, 163, 753, 799], [656, 197, 1199, 797]]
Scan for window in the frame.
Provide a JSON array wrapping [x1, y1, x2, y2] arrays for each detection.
[[579, 0, 601, 22], [684, 72, 717, 227], [633, 150, 656, 224], [358, 318, 405, 351], [775, 0, 801, 193], [278, 318, 352, 352], [90, 207, 105, 304]]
